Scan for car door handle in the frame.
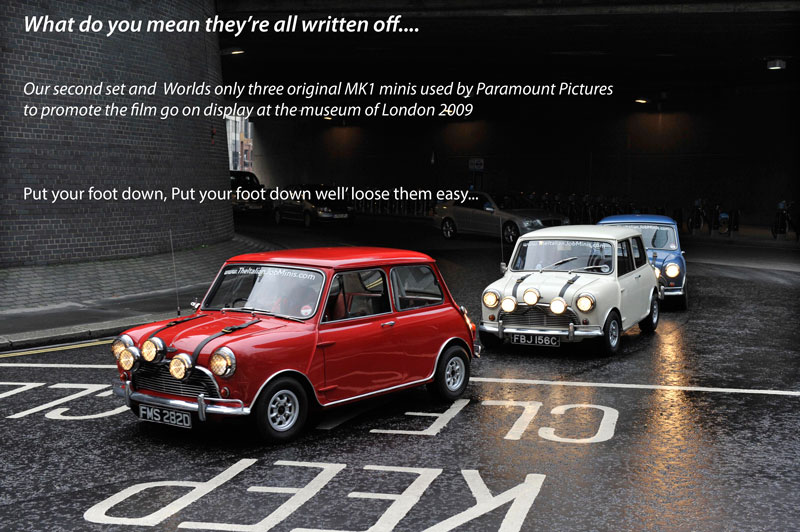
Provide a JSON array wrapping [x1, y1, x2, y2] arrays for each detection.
[[620, 288, 626, 293], [381, 321, 396, 328], [635, 274, 641, 279]]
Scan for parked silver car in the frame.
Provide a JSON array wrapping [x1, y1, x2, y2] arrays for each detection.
[[433, 192, 569, 244]]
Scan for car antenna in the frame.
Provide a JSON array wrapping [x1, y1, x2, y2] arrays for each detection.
[[169, 229, 181, 316]]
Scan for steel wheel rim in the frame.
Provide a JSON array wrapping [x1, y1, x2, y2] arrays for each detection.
[[267, 389, 299, 432], [609, 319, 619, 348], [443, 220, 454, 237], [503, 225, 518, 243], [445, 356, 465, 391]]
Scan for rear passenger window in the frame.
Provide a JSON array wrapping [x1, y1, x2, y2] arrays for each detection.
[[322, 269, 391, 322], [632, 237, 647, 268], [617, 240, 634, 276], [391, 265, 444, 311]]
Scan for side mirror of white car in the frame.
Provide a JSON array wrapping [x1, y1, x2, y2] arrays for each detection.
[[500, 262, 507, 274]]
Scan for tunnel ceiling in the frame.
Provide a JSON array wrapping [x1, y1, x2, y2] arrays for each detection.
[[215, 1, 799, 115]]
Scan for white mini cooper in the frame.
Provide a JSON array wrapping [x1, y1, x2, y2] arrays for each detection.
[[479, 225, 662, 354]]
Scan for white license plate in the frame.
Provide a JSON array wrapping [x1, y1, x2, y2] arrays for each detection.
[[333, 214, 348, 219], [509, 334, 561, 347], [139, 404, 192, 428]]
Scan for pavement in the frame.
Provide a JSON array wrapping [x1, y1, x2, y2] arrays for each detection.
[[0, 219, 796, 352], [0, 234, 276, 351]]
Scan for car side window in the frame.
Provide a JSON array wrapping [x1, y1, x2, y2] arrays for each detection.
[[617, 240, 634, 276], [391, 265, 444, 311], [322, 269, 391, 322], [632, 237, 647, 269]]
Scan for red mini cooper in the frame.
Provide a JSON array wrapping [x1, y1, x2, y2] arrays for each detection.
[[111, 247, 479, 440]]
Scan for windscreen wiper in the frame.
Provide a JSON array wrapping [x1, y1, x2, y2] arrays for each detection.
[[219, 306, 305, 322], [538, 257, 577, 273], [568, 265, 610, 273]]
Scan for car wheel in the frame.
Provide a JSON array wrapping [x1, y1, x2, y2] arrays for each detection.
[[303, 212, 312, 228], [442, 218, 457, 239], [254, 377, 308, 441], [601, 310, 622, 355], [274, 209, 282, 225], [429, 346, 470, 400], [677, 286, 689, 310], [478, 329, 502, 350], [503, 222, 520, 245], [639, 294, 659, 333]]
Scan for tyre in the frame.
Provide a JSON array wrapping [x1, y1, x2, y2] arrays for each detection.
[[639, 294, 660, 333], [441, 218, 457, 239], [601, 310, 622, 355], [503, 222, 520, 245], [478, 329, 502, 350], [303, 212, 312, 228], [274, 209, 282, 225], [429, 346, 470, 400], [254, 377, 308, 441], [677, 286, 688, 310]]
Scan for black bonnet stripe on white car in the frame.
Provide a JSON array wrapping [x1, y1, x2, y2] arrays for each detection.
[[558, 275, 581, 298]]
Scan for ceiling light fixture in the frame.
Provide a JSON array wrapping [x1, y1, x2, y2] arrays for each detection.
[[635, 99, 648, 104], [767, 59, 786, 70]]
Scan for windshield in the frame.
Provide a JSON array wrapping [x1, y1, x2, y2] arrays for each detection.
[[204, 265, 324, 319], [609, 223, 678, 250], [512, 239, 614, 274]]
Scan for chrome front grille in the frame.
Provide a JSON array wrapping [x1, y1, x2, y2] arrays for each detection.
[[499, 305, 578, 328], [133, 364, 219, 399]]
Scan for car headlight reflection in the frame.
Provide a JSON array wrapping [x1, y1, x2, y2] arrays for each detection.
[[119, 347, 141, 372], [209, 347, 236, 378], [169, 354, 193, 380], [576, 294, 596, 312], [141, 337, 165, 363], [665, 263, 681, 278], [522, 288, 540, 305], [654, 267, 661, 278], [483, 291, 500, 308], [549, 297, 567, 315], [500, 297, 517, 313], [111, 335, 133, 360]]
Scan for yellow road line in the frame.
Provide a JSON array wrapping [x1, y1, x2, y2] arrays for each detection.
[[0, 339, 113, 359]]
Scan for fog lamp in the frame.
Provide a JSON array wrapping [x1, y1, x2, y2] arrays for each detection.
[[119, 347, 141, 372], [500, 297, 517, 313], [141, 337, 165, 363], [169, 354, 193, 380], [522, 288, 540, 306], [549, 297, 567, 315]]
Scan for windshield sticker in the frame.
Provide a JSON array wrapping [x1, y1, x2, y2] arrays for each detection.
[[534, 240, 607, 248], [224, 266, 319, 280], [300, 305, 313, 316]]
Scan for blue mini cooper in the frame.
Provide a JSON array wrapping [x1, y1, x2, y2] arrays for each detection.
[[598, 214, 687, 309]]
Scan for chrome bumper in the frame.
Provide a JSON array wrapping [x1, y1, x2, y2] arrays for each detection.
[[479, 321, 603, 342], [663, 287, 685, 296], [472, 341, 482, 358], [113, 381, 250, 422]]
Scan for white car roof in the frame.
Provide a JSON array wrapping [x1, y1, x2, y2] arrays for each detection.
[[521, 224, 640, 241]]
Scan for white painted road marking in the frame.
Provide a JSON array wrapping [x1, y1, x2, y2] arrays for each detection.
[[472, 377, 800, 397], [370, 399, 469, 435]]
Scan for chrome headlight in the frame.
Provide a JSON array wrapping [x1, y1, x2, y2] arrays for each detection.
[[665, 263, 681, 278], [522, 288, 540, 305], [500, 297, 517, 313], [119, 347, 141, 372], [111, 335, 133, 360], [482, 290, 500, 308], [576, 294, 596, 313], [169, 354, 193, 380], [209, 347, 236, 378], [141, 337, 166, 363], [549, 297, 567, 315]]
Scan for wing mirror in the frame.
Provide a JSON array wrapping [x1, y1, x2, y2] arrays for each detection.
[[500, 262, 507, 274], [190, 298, 201, 309]]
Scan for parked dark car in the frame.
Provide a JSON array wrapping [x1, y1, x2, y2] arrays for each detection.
[[230, 170, 266, 212], [273, 184, 354, 227]]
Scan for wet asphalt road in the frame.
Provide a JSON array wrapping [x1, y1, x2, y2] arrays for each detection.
[[1, 214, 799, 531]]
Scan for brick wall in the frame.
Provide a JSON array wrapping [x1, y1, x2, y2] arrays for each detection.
[[0, 0, 234, 266]]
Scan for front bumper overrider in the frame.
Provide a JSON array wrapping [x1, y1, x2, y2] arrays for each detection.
[[113, 380, 250, 422]]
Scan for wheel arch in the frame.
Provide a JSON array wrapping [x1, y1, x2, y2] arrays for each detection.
[[250, 369, 321, 411]]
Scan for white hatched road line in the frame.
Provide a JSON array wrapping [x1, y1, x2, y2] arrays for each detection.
[[1, 365, 797, 396], [471, 377, 800, 397]]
